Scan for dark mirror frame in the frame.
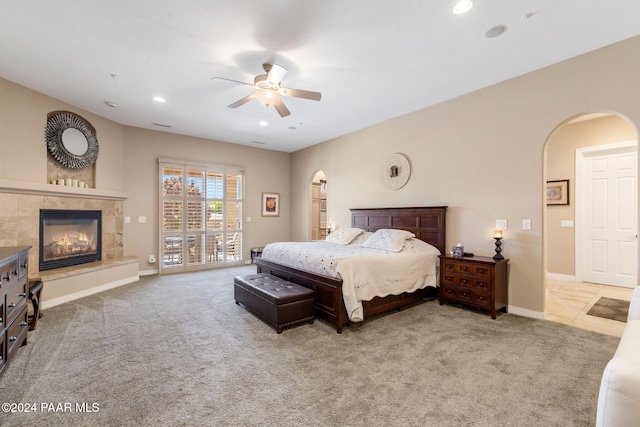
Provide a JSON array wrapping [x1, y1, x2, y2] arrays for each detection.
[[45, 111, 99, 169]]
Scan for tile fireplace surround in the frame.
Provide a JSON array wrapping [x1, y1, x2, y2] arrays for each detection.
[[0, 179, 136, 307]]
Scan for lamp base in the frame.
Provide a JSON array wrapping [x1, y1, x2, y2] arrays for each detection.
[[493, 237, 504, 260]]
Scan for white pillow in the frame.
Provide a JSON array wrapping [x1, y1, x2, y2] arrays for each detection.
[[362, 229, 416, 252], [325, 227, 364, 245]]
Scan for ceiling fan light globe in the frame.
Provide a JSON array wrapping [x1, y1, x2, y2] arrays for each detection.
[[255, 88, 278, 106]]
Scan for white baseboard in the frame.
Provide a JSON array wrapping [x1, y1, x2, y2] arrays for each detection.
[[546, 272, 576, 282], [139, 269, 159, 276], [508, 305, 545, 320], [41, 275, 139, 310]]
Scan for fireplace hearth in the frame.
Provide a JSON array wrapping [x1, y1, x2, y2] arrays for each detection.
[[39, 209, 102, 271]]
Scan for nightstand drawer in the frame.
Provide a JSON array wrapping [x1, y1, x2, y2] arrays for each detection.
[[441, 274, 490, 292], [441, 260, 491, 279], [441, 285, 490, 308]]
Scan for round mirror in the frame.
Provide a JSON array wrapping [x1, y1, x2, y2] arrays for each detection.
[[62, 128, 89, 156], [45, 111, 99, 169]]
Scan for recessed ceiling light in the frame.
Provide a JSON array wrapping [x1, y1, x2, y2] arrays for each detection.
[[453, 0, 473, 14], [153, 96, 166, 103], [259, 121, 268, 126], [104, 101, 117, 108], [485, 25, 508, 38]]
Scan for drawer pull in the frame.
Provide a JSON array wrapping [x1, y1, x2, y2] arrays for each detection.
[[461, 279, 468, 284], [446, 289, 453, 294], [478, 269, 485, 274], [479, 296, 485, 301], [9, 336, 18, 342], [8, 303, 16, 308], [18, 292, 26, 297], [0, 317, 3, 322], [19, 321, 28, 327], [12, 269, 18, 276], [21, 263, 28, 269]]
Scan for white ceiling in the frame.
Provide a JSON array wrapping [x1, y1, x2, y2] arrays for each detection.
[[2, 1, 640, 153]]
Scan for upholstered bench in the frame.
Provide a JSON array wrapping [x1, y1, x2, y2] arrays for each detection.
[[234, 273, 314, 334]]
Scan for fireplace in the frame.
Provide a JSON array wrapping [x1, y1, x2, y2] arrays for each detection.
[[39, 209, 102, 271]]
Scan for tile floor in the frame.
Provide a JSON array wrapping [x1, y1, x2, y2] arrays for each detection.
[[545, 278, 634, 337]]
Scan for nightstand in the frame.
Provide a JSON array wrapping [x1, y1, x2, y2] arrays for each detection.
[[439, 255, 508, 319], [250, 247, 264, 264]]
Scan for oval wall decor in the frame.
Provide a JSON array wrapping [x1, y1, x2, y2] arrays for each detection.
[[45, 111, 99, 169], [380, 153, 411, 190]]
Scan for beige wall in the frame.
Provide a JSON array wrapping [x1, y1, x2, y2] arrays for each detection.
[[546, 115, 637, 276], [290, 36, 640, 315], [122, 127, 291, 272], [0, 78, 126, 189], [0, 77, 291, 275]]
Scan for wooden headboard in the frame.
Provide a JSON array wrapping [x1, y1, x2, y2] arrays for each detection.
[[350, 206, 447, 254]]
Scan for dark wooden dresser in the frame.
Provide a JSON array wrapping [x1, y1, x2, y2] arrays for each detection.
[[439, 254, 508, 319], [0, 246, 30, 375]]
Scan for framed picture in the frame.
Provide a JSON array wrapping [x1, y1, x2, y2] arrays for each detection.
[[261, 192, 280, 217], [546, 180, 569, 205]]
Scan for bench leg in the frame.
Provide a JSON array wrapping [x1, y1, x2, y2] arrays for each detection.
[[29, 287, 43, 331]]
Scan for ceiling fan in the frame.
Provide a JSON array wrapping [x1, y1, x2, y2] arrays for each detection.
[[212, 63, 321, 117]]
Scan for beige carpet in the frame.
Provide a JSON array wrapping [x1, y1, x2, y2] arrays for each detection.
[[0, 265, 619, 426]]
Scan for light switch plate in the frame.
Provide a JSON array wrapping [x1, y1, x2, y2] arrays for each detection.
[[496, 219, 507, 229], [523, 219, 531, 230]]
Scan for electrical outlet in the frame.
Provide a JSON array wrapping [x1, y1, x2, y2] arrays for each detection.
[[522, 219, 531, 230], [496, 219, 507, 230], [138, 216, 146, 223], [124, 216, 130, 224]]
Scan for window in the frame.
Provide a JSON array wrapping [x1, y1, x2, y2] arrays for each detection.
[[160, 161, 244, 273]]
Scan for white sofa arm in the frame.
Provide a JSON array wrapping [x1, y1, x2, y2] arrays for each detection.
[[596, 358, 640, 426], [596, 320, 640, 427], [628, 286, 640, 321]]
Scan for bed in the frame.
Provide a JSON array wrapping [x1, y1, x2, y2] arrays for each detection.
[[256, 206, 447, 333]]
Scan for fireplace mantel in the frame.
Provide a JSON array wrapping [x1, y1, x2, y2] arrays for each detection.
[[0, 179, 128, 201]]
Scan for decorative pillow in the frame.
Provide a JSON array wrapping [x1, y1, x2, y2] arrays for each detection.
[[362, 229, 416, 252], [349, 231, 374, 245], [325, 227, 364, 245]]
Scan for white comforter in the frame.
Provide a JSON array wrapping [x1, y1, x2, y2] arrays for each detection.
[[261, 235, 441, 322]]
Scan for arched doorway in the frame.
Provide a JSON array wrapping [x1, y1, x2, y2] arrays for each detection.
[[544, 112, 638, 333], [310, 170, 327, 241]]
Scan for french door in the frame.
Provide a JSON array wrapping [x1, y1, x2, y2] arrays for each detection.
[[160, 161, 244, 274]]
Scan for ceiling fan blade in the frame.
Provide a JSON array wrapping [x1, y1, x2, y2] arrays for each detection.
[[212, 77, 253, 87], [278, 87, 321, 101], [272, 97, 291, 117], [228, 93, 256, 109], [266, 63, 288, 85]]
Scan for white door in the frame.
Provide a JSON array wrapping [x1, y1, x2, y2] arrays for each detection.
[[578, 142, 637, 288]]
